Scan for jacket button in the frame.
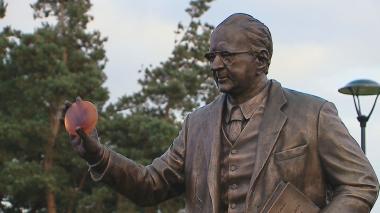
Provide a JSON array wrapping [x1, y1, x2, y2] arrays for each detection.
[[231, 203, 236, 209], [230, 184, 238, 190], [230, 165, 238, 171]]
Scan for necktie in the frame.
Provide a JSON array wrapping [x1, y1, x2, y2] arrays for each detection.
[[227, 106, 244, 143]]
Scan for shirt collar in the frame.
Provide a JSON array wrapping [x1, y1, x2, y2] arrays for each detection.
[[225, 82, 269, 123]]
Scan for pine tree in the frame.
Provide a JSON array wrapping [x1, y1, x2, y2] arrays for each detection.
[[102, 0, 216, 211], [0, 0, 216, 212], [0, 0, 108, 212], [0, 0, 6, 18], [116, 0, 217, 121]]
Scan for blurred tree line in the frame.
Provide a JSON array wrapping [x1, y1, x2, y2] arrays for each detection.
[[0, 0, 216, 212]]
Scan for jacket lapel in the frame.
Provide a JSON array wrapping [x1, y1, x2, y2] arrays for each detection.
[[246, 80, 288, 202], [203, 94, 225, 213]]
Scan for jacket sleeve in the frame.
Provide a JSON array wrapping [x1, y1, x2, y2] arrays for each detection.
[[318, 102, 379, 212], [90, 115, 189, 206]]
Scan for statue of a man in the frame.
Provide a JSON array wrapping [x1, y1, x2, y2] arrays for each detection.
[[69, 13, 379, 212]]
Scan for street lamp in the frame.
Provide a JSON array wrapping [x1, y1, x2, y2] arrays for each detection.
[[338, 79, 380, 154]]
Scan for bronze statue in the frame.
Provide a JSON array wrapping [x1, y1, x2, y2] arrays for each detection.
[[68, 13, 379, 212]]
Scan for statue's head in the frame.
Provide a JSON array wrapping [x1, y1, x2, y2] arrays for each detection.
[[207, 13, 272, 96]]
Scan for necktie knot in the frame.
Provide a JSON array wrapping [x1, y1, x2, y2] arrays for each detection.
[[226, 106, 244, 143], [230, 106, 244, 123]]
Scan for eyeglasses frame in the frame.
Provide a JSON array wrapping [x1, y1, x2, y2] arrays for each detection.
[[204, 50, 257, 65]]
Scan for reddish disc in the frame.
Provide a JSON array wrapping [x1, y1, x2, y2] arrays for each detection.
[[64, 100, 98, 135]]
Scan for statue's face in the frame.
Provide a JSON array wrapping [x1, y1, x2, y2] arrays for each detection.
[[209, 26, 264, 97]]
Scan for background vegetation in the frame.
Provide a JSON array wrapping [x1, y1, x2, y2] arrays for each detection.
[[0, 0, 216, 212]]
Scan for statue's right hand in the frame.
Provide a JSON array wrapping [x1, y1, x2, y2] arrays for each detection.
[[63, 97, 103, 164], [69, 127, 103, 164]]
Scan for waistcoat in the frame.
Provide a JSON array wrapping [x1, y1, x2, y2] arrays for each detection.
[[219, 106, 265, 212]]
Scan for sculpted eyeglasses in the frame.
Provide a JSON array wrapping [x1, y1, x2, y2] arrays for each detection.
[[204, 50, 255, 65]]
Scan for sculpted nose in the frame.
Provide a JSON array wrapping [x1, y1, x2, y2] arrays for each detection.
[[211, 55, 225, 71]]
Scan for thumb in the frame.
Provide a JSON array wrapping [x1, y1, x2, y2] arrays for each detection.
[[75, 127, 92, 144], [75, 127, 101, 155], [63, 100, 72, 111]]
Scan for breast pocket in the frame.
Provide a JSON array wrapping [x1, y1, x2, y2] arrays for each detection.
[[274, 144, 308, 182], [274, 143, 308, 161]]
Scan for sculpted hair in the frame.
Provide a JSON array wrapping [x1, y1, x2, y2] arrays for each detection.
[[216, 13, 273, 73]]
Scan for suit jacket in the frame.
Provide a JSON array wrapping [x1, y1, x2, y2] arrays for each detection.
[[100, 80, 379, 212]]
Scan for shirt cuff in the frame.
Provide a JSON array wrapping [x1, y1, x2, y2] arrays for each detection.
[[88, 146, 111, 182]]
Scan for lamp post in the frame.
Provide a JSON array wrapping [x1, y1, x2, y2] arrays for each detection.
[[338, 79, 380, 154]]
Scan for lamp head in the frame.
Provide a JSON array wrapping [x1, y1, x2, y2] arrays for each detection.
[[338, 79, 380, 96]]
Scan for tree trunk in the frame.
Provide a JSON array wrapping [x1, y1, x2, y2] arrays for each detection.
[[66, 171, 88, 213], [164, 101, 171, 121], [45, 3, 67, 210], [144, 206, 157, 213], [46, 191, 57, 213], [43, 108, 62, 213]]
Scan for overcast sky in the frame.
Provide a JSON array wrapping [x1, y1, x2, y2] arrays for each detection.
[[2, 0, 380, 211]]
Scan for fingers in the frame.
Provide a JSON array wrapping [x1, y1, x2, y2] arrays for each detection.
[[64, 100, 72, 108], [69, 134, 86, 158], [75, 127, 99, 149], [61, 97, 81, 124], [63, 97, 82, 115], [75, 127, 91, 143], [60, 100, 72, 124], [89, 128, 99, 139], [63, 96, 82, 115], [70, 134, 81, 146], [63, 100, 72, 114], [75, 127, 102, 162]]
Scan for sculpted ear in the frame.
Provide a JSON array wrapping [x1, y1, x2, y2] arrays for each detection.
[[255, 50, 270, 75]]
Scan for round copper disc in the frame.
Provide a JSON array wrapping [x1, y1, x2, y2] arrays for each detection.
[[64, 100, 98, 135]]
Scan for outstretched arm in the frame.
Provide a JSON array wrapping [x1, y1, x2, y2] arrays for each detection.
[[71, 116, 189, 206]]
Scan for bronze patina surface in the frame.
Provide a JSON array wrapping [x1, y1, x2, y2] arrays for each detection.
[[68, 13, 379, 212]]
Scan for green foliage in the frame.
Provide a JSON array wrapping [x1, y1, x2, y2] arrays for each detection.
[[0, 0, 108, 211], [76, 187, 115, 212], [0, 0, 6, 18], [101, 112, 179, 165], [0, 0, 215, 212], [98, 112, 185, 211], [99, 0, 216, 211], [116, 0, 217, 121], [0, 160, 45, 207]]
